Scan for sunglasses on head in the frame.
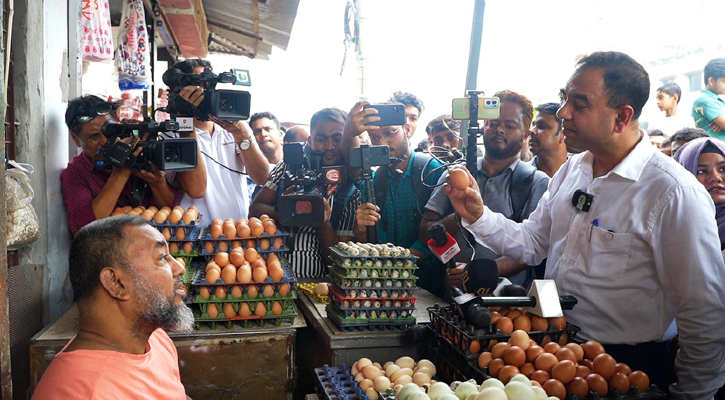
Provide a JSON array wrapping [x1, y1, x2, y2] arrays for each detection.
[[70, 102, 118, 130]]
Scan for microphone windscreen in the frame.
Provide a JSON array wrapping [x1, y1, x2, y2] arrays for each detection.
[[462, 258, 499, 296], [501, 284, 528, 297]]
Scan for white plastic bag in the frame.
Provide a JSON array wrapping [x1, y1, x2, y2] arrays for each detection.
[[80, 0, 114, 62], [5, 161, 41, 249], [116, 0, 151, 90]]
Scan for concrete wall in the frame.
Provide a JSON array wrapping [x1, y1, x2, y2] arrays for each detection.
[[13, 0, 79, 324]]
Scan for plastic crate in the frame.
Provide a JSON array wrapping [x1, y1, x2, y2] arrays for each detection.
[[328, 282, 416, 310], [326, 302, 415, 331], [329, 267, 418, 293], [314, 364, 371, 400], [199, 226, 289, 255], [193, 299, 298, 329], [190, 263, 297, 287]]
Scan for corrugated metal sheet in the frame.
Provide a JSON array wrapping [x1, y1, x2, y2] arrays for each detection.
[[204, 0, 300, 60]]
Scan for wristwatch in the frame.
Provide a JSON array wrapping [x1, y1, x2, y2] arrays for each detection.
[[239, 139, 251, 151]]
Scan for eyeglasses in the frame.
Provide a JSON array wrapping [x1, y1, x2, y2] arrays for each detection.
[[369, 127, 401, 145], [70, 102, 118, 130]]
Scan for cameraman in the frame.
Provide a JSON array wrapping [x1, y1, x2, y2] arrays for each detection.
[[61, 95, 181, 235], [160, 59, 270, 224], [249, 108, 362, 278]]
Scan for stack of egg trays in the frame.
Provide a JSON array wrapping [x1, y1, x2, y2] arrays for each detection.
[[329, 246, 418, 269], [193, 297, 298, 329], [326, 301, 416, 331], [314, 364, 371, 400], [198, 226, 289, 257], [426, 304, 582, 365], [329, 266, 418, 297]]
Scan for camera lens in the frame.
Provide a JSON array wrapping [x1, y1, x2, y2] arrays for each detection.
[[165, 147, 181, 162], [486, 100, 491, 105], [492, 100, 498, 105], [219, 98, 234, 112]]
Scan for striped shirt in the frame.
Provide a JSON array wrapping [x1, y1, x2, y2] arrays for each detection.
[[265, 162, 361, 278]]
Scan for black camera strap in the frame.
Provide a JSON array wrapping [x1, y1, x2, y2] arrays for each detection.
[[131, 178, 147, 206]]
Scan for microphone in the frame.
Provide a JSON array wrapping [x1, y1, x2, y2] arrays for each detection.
[[427, 223, 461, 269], [461, 258, 500, 296], [450, 286, 492, 328]]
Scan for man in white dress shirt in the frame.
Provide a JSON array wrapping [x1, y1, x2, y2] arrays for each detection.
[[445, 51, 725, 398]]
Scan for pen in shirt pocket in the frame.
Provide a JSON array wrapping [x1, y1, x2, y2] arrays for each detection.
[[589, 219, 598, 242]]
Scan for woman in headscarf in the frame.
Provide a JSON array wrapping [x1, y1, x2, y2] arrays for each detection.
[[674, 137, 725, 251]]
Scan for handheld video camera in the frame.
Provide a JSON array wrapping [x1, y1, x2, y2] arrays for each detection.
[[278, 142, 346, 228], [162, 67, 252, 121], [98, 119, 198, 172]]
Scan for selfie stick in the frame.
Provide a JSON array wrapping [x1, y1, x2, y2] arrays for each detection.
[[466, 91, 484, 172]]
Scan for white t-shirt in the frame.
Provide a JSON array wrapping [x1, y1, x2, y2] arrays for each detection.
[[648, 112, 695, 137], [163, 124, 250, 224]]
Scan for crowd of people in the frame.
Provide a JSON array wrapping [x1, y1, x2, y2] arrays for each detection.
[[36, 53, 725, 398]]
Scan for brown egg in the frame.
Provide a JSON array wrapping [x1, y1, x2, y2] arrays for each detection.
[[223, 303, 236, 318], [278, 283, 290, 297], [469, 339, 481, 354], [231, 286, 243, 298], [141, 209, 155, 220], [269, 266, 284, 283], [448, 167, 469, 190], [245, 248, 259, 263], [221, 265, 237, 284], [247, 285, 259, 298], [558, 332, 569, 346], [262, 284, 275, 297], [609, 372, 630, 395], [266, 253, 279, 263], [251, 224, 264, 238], [200, 286, 211, 299], [210, 224, 223, 239], [162, 227, 172, 241], [520, 362, 536, 378], [541, 335, 552, 346], [248, 217, 262, 226], [214, 252, 229, 267], [231, 240, 243, 249], [205, 267, 221, 284], [491, 342, 511, 359], [223, 224, 236, 239], [128, 207, 143, 215], [259, 238, 270, 250], [548, 316, 566, 329], [172, 206, 184, 213], [586, 373, 609, 396], [237, 265, 252, 284], [544, 342, 561, 354], [218, 241, 229, 253], [253, 267, 268, 283], [614, 363, 632, 376], [236, 223, 251, 238], [478, 352, 493, 369], [576, 365, 592, 378], [239, 302, 252, 317], [555, 347, 577, 363], [211, 218, 223, 226], [259, 214, 270, 222], [580, 359, 594, 371], [498, 365, 520, 384], [506, 309, 522, 320], [159, 207, 171, 213], [628, 371, 649, 392], [530, 315, 549, 331], [495, 317, 514, 334], [513, 315, 532, 332], [264, 222, 277, 235], [230, 251, 245, 267], [272, 301, 283, 315], [207, 303, 219, 318], [566, 377, 589, 399], [183, 242, 194, 254], [246, 239, 257, 249], [267, 258, 281, 270], [565, 343, 584, 362], [168, 210, 183, 224], [551, 360, 576, 384], [530, 370, 550, 385], [509, 330, 530, 350], [581, 340, 605, 360], [504, 346, 526, 367], [488, 358, 505, 378], [224, 218, 235, 225], [214, 286, 227, 299], [273, 237, 284, 249], [176, 228, 186, 240], [531, 381, 542, 388], [205, 261, 219, 272], [182, 211, 196, 225], [592, 353, 616, 380], [254, 302, 267, 316], [534, 353, 559, 372], [169, 243, 179, 253], [543, 379, 566, 400], [204, 241, 216, 253], [490, 311, 502, 325], [526, 345, 545, 362], [112, 207, 125, 215]]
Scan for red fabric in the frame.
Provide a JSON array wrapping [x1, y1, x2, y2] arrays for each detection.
[[60, 153, 180, 235], [32, 328, 187, 400]]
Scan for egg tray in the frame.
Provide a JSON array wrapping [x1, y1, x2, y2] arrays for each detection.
[[561, 386, 666, 400], [297, 283, 331, 304], [329, 245, 418, 265], [329, 302, 415, 320], [330, 267, 418, 289], [193, 300, 298, 329], [192, 289, 297, 303], [200, 244, 290, 260], [190, 263, 298, 287], [151, 216, 203, 235], [326, 302, 416, 331], [200, 226, 288, 248], [160, 225, 202, 243], [328, 283, 417, 310], [329, 262, 418, 280], [315, 364, 371, 400], [328, 279, 416, 299], [194, 297, 295, 313], [428, 304, 581, 359]]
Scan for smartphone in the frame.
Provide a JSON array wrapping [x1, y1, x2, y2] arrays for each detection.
[[451, 97, 501, 120], [363, 104, 406, 126], [348, 145, 390, 169]]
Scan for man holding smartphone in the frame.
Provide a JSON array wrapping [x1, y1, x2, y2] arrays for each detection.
[[341, 101, 446, 297]]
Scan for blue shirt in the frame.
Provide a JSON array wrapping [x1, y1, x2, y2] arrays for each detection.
[[692, 89, 725, 139]]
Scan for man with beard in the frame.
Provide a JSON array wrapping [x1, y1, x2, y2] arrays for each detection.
[[343, 101, 446, 297], [530, 102, 569, 177], [250, 108, 361, 278], [420, 91, 550, 289], [33, 215, 193, 399]]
